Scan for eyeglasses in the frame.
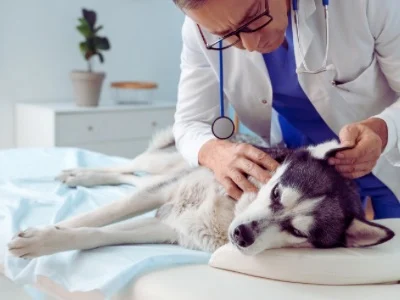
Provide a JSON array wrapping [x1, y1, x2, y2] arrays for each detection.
[[197, 1, 273, 50]]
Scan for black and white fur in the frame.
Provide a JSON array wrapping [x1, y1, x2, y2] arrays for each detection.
[[8, 127, 395, 258]]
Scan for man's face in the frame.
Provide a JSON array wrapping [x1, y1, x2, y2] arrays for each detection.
[[184, 0, 290, 53]]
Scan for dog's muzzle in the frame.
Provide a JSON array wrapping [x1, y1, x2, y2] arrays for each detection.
[[232, 223, 257, 248]]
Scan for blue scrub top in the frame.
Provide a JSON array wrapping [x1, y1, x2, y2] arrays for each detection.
[[262, 12, 400, 219]]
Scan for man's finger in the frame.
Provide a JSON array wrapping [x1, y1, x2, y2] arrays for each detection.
[[335, 137, 374, 159], [230, 170, 258, 194], [329, 154, 379, 165], [329, 157, 356, 165], [221, 177, 242, 200], [340, 170, 370, 179], [235, 157, 272, 183], [243, 145, 280, 172], [335, 161, 376, 173], [338, 125, 359, 148]]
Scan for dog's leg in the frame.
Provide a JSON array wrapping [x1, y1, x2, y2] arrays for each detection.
[[57, 150, 187, 181], [98, 151, 187, 175], [8, 218, 177, 258], [57, 170, 166, 188], [54, 173, 180, 230]]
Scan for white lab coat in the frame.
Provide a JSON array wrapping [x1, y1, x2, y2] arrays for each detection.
[[172, 0, 400, 201]]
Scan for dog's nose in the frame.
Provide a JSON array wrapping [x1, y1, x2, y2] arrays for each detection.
[[233, 224, 255, 248]]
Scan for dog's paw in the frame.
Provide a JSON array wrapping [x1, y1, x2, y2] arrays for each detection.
[[55, 169, 100, 187], [55, 168, 81, 182], [8, 226, 68, 258]]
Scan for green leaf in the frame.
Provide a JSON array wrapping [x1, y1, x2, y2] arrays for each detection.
[[77, 24, 91, 38], [79, 42, 93, 60], [94, 37, 110, 50], [79, 42, 89, 56], [79, 42, 94, 61]]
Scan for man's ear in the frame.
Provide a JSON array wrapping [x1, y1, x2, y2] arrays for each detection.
[[307, 140, 354, 160], [254, 146, 293, 164], [345, 218, 395, 248]]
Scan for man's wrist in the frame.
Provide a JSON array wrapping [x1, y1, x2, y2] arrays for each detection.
[[198, 139, 218, 166]]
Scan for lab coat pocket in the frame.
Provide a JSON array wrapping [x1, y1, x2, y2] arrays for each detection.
[[330, 57, 395, 118], [333, 57, 389, 98]]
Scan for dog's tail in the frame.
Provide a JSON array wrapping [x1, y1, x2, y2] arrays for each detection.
[[146, 126, 176, 152]]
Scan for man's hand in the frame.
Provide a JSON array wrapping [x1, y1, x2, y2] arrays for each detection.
[[329, 118, 388, 179], [198, 139, 279, 200]]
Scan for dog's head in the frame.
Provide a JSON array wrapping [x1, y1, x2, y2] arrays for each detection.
[[229, 140, 395, 255]]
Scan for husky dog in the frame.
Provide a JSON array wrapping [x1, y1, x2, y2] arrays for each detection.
[[8, 127, 395, 258]]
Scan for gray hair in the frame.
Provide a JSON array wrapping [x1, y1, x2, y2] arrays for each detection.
[[173, 0, 208, 9]]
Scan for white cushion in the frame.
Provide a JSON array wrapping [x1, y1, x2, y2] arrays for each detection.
[[209, 219, 400, 285]]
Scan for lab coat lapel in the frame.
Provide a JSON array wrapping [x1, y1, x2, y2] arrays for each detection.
[[292, 1, 338, 132], [246, 50, 269, 78], [291, 0, 317, 70], [230, 49, 273, 144]]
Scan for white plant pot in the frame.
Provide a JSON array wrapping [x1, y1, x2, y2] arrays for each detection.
[[70, 71, 105, 107]]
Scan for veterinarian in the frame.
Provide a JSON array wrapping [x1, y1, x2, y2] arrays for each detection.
[[171, 0, 400, 219]]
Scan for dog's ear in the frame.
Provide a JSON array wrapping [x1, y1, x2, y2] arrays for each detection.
[[345, 218, 395, 247], [308, 140, 354, 160], [254, 146, 293, 164], [324, 146, 354, 159]]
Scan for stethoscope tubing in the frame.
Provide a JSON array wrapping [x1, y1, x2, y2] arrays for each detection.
[[293, 0, 331, 74]]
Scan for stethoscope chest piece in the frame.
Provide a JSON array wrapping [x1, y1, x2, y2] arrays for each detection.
[[211, 40, 236, 140], [212, 116, 235, 140]]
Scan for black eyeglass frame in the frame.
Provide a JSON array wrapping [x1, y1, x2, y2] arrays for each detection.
[[197, 1, 273, 50]]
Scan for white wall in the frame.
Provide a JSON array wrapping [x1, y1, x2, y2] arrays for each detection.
[[0, 0, 185, 149]]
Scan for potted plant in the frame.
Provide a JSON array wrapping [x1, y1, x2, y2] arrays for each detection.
[[70, 8, 111, 107]]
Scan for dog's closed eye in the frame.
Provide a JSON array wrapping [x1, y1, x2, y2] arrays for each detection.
[[281, 220, 308, 239], [269, 183, 284, 213], [271, 184, 280, 201], [290, 227, 308, 239]]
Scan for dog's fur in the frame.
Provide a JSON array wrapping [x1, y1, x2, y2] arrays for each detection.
[[8, 127, 395, 258]]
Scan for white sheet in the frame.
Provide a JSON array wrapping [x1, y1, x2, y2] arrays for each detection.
[[0, 148, 210, 298]]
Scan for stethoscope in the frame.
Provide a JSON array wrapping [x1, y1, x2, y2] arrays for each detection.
[[211, 0, 332, 139], [293, 0, 333, 74], [211, 40, 236, 140]]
